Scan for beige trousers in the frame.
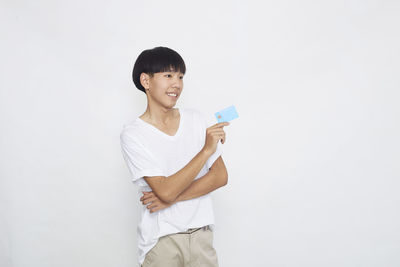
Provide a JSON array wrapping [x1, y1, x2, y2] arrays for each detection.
[[141, 225, 219, 267]]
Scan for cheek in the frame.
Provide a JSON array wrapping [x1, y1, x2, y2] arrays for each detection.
[[157, 80, 171, 90]]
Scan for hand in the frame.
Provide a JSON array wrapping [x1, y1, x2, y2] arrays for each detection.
[[140, 191, 173, 213], [202, 122, 230, 155]]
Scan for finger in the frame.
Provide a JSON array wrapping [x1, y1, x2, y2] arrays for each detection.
[[220, 134, 226, 144], [142, 195, 156, 204], [209, 122, 230, 129], [140, 191, 150, 200], [150, 206, 161, 212], [207, 128, 226, 135], [143, 192, 153, 198], [208, 128, 226, 134], [217, 122, 230, 127], [208, 130, 226, 139], [143, 196, 157, 205], [212, 133, 225, 141], [140, 194, 152, 201], [150, 206, 160, 213], [147, 202, 158, 210], [142, 194, 152, 199]]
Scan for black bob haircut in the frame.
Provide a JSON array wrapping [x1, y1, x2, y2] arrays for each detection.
[[132, 46, 186, 94]]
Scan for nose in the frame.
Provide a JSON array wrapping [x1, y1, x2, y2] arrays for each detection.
[[172, 76, 183, 88]]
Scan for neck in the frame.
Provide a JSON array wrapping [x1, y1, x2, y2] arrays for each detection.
[[141, 105, 178, 125]]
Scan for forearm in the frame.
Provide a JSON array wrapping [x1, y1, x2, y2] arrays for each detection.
[[140, 159, 228, 212], [174, 168, 227, 202], [161, 149, 211, 203]]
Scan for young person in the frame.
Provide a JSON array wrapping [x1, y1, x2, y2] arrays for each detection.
[[120, 46, 229, 267]]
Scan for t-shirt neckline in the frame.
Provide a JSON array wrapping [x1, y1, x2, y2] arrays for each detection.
[[136, 108, 184, 140]]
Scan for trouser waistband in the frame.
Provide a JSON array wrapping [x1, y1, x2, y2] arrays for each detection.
[[177, 225, 210, 234]]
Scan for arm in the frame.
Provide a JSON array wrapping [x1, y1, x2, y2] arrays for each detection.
[[144, 148, 211, 204], [143, 122, 229, 204], [175, 156, 228, 202], [141, 156, 228, 212]]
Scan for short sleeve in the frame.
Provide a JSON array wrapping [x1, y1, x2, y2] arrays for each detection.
[[120, 131, 165, 186], [196, 110, 224, 170], [206, 141, 222, 170]]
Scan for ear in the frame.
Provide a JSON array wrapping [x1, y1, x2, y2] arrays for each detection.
[[140, 73, 150, 90]]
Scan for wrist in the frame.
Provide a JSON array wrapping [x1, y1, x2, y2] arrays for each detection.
[[200, 148, 213, 158]]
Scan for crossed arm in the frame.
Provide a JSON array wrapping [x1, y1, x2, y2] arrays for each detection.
[[140, 156, 228, 213]]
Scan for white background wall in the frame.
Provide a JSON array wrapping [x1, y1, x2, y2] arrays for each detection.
[[1, 1, 399, 266]]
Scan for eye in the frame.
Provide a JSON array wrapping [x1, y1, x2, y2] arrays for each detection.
[[180, 76, 184, 79]]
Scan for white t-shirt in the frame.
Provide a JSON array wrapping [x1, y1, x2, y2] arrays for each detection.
[[120, 107, 222, 266]]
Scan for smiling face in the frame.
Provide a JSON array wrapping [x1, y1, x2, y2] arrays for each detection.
[[140, 70, 184, 109]]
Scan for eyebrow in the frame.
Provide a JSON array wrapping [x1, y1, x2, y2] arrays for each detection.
[[165, 71, 184, 75]]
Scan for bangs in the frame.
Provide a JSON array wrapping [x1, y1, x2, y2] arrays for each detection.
[[143, 49, 186, 75]]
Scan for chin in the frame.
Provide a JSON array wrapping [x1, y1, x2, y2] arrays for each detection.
[[164, 103, 176, 109]]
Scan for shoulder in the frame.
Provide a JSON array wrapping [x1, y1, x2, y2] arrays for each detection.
[[120, 120, 142, 144]]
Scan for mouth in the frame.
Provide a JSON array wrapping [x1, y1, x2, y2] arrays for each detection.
[[166, 92, 178, 99]]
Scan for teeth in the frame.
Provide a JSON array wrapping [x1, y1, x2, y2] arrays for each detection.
[[167, 93, 177, 97]]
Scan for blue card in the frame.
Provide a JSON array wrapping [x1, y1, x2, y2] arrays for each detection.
[[215, 105, 239, 123]]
